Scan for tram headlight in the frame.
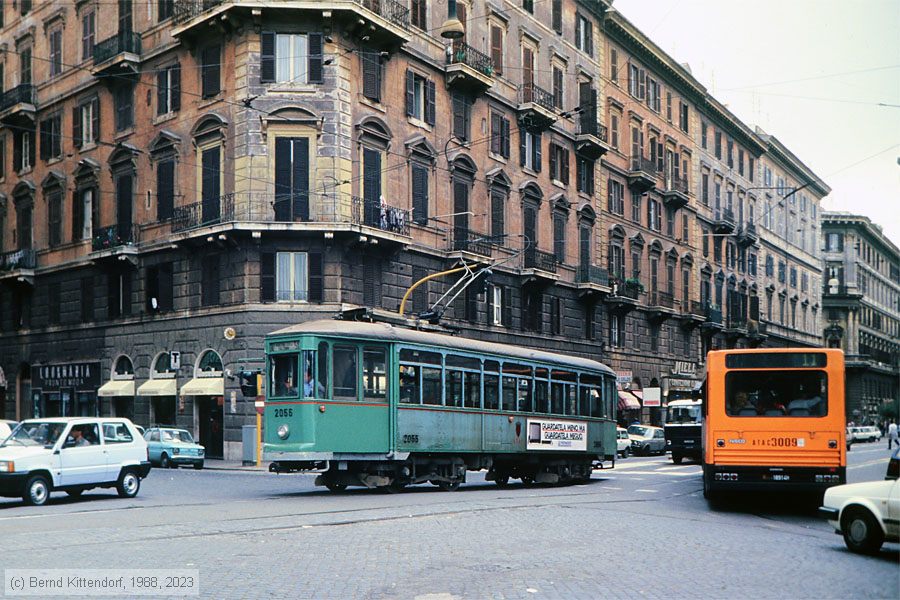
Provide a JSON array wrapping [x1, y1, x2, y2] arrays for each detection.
[[277, 424, 290, 440]]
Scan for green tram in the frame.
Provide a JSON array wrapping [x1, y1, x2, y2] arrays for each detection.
[[263, 320, 617, 491]]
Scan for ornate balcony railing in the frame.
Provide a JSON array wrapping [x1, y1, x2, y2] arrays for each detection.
[[172, 193, 236, 232], [518, 82, 556, 112], [0, 84, 36, 111], [665, 175, 689, 195], [357, 0, 410, 29], [630, 156, 657, 174], [94, 32, 142, 64], [0, 249, 36, 271], [447, 41, 494, 77], [714, 208, 736, 226], [172, 0, 223, 24], [577, 265, 609, 286], [649, 291, 675, 309], [689, 300, 706, 317], [726, 315, 747, 330], [618, 279, 643, 299], [449, 228, 493, 256], [92, 224, 136, 252], [523, 248, 558, 273], [704, 302, 723, 324], [578, 119, 608, 141], [351, 196, 410, 235]]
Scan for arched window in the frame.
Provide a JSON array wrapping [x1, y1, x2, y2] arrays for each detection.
[[150, 132, 181, 223], [196, 350, 224, 376], [486, 168, 511, 241], [152, 352, 177, 378], [406, 136, 436, 225], [73, 159, 100, 243], [113, 355, 134, 379]]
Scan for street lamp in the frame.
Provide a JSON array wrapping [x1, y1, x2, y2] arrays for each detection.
[[439, 0, 466, 40]]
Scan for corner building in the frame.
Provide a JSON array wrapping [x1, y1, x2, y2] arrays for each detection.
[[0, 1, 831, 454], [821, 213, 899, 424]]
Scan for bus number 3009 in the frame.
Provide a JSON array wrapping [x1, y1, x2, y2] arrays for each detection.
[[273, 408, 293, 418], [753, 437, 798, 447]]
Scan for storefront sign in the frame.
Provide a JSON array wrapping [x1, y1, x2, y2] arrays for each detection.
[[672, 361, 697, 377], [526, 419, 587, 451], [643, 387, 662, 407], [615, 371, 633, 386], [170, 351, 181, 370], [32, 362, 101, 390], [667, 378, 697, 391]]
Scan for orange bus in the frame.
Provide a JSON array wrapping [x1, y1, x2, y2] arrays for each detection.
[[702, 348, 846, 500]]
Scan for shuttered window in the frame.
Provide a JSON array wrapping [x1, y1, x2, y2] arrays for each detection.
[[552, 0, 562, 33], [274, 137, 310, 221], [73, 97, 100, 148], [361, 50, 382, 101], [577, 156, 594, 195], [201, 254, 221, 307], [410, 0, 427, 30], [156, 63, 181, 115], [201, 44, 221, 98], [260, 32, 324, 85], [549, 143, 569, 185], [411, 163, 429, 225], [490, 188, 505, 239], [47, 189, 63, 247], [490, 112, 510, 158], [156, 159, 174, 221], [553, 214, 566, 263], [114, 85, 134, 131], [490, 26, 503, 76], [452, 93, 470, 141], [519, 129, 541, 171], [406, 71, 435, 125]]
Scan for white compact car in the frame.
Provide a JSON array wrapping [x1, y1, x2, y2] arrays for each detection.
[[616, 427, 631, 458], [0, 418, 151, 506], [819, 449, 899, 554]]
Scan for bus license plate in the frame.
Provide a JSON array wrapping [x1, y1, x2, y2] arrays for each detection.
[[754, 437, 804, 448]]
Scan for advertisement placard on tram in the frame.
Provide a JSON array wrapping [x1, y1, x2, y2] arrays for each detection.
[[526, 419, 588, 451]]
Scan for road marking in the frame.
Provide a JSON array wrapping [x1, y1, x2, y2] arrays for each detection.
[[848, 458, 891, 470], [635, 489, 658, 493], [613, 470, 701, 477]]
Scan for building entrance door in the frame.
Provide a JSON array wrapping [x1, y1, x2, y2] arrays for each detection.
[[197, 396, 224, 459]]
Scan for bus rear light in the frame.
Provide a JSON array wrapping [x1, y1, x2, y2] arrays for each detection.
[[716, 439, 725, 447], [828, 440, 837, 449], [715, 472, 738, 481], [815, 474, 841, 483]]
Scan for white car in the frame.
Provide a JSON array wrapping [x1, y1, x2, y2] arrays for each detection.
[[0, 418, 151, 506], [0, 420, 18, 441], [819, 449, 899, 554], [616, 427, 631, 458]]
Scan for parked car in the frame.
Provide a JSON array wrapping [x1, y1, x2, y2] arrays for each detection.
[[144, 427, 205, 469], [846, 427, 853, 451], [819, 448, 899, 554], [0, 420, 18, 441], [628, 425, 666, 456], [0, 418, 151, 506], [848, 426, 881, 443], [616, 427, 631, 458]]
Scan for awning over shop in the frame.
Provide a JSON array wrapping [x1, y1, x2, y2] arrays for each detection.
[[136, 378, 177, 397], [97, 380, 135, 397], [180, 377, 224, 397], [618, 391, 641, 410], [630, 390, 644, 402]]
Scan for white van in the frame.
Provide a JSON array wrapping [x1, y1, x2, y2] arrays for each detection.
[[0, 418, 151, 506]]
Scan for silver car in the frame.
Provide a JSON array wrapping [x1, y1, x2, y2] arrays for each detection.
[[628, 425, 666, 456]]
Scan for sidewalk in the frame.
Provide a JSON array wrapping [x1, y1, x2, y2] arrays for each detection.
[[202, 459, 269, 472]]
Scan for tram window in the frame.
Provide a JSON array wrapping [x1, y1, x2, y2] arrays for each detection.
[[484, 360, 500, 374], [567, 384, 577, 415], [502, 376, 517, 411], [399, 364, 420, 404], [447, 370, 464, 407], [333, 346, 358, 401], [363, 347, 387, 401], [446, 355, 481, 370], [605, 378, 616, 418], [422, 367, 442, 405], [550, 382, 564, 414], [317, 342, 330, 399], [581, 374, 604, 417], [464, 371, 481, 408], [270, 353, 299, 398], [300, 350, 322, 398], [400, 348, 441, 365], [535, 379, 550, 413], [484, 374, 500, 410], [517, 378, 533, 412]]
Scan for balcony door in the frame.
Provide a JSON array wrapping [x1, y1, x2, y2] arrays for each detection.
[[201, 146, 221, 224], [115, 172, 132, 243], [362, 147, 381, 227], [118, 0, 133, 36], [274, 137, 309, 222]]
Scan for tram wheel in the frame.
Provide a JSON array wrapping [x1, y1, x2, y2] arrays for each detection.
[[520, 475, 535, 487], [325, 483, 347, 493], [494, 474, 510, 488], [438, 480, 461, 491]]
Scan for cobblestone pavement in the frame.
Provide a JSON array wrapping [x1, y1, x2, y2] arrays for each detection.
[[0, 445, 896, 599]]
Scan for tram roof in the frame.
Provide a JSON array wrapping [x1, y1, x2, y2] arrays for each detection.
[[270, 320, 615, 376]]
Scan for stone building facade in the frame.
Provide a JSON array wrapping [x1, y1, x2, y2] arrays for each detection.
[[821, 212, 899, 424], [0, 0, 831, 455]]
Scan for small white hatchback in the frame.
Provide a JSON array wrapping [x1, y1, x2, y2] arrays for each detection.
[[0, 418, 151, 506]]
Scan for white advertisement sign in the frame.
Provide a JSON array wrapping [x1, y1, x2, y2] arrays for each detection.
[[643, 387, 662, 407], [526, 419, 587, 451]]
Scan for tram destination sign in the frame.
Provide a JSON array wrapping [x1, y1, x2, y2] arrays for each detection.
[[32, 361, 101, 391], [526, 419, 587, 451]]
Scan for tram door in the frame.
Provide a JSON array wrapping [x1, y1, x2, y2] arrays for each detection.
[[325, 343, 391, 453]]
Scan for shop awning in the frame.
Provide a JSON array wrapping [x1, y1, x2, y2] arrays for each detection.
[[136, 378, 177, 397], [97, 380, 135, 397], [180, 377, 224, 397], [630, 390, 644, 402], [618, 391, 641, 410]]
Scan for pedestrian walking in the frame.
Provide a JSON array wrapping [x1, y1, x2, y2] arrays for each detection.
[[888, 421, 898, 450]]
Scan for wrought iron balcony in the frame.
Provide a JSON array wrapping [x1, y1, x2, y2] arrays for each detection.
[[0, 84, 37, 116], [356, 0, 410, 29], [92, 224, 137, 252], [351, 196, 410, 236], [449, 228, 493, 257], [93, 32, 142, 78], [523, 248, 558, 273], [575, 119, 610, 159], [735, 221, 759, 246], [445, 41, 494, 92], [662, 175, 690, 209], [0, 249, 36, 272], [627, 156, 657, 192], [712, 208, 736, 234], [517, 83, 557, 130], [725, 315, 748, 331], [648, 291, 675, 309], [577, 265, 609, 286], [703, 302, 723, 326], [689, 300, 706, 317], [172, 194, 236, 232], [172, 0, 223, 24]]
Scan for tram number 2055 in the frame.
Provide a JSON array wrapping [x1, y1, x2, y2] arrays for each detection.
[[273, 408, 294, 418], [401, 434, 419, 444]]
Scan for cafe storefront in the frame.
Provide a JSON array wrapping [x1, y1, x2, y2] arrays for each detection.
[[31, 361, 102, 418]]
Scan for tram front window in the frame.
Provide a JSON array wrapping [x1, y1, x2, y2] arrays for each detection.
[[270, 354, 299, 398]]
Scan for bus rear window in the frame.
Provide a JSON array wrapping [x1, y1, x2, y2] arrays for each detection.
[[725, 371, 828, 417], [725, 352, 827, 369]]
